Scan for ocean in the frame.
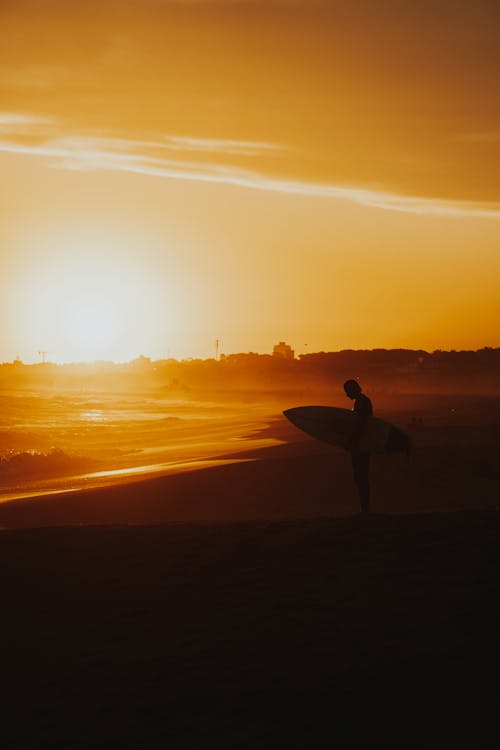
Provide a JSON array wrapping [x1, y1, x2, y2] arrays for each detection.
[[0, 390, 278, 500]]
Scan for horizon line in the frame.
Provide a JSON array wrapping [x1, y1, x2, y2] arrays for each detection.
[[3, 345, 499, 367]]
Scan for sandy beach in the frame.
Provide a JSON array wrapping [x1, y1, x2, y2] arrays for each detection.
[[1, 403, 498, 528], [2, 404, 500, 747], [2, 512, 500, 747]]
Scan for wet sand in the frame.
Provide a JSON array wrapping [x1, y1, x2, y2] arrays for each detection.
[[0, 421, 498, 528], [1, 410, 499, 747]]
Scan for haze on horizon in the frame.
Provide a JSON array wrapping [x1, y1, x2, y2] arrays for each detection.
[[1, 0, 499, 363]]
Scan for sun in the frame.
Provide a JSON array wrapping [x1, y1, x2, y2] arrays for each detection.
[[64, 296, 124, 357], [11, 238, 170, 363]]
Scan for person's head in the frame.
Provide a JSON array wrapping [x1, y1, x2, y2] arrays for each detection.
[[344, 379, 362, 399]]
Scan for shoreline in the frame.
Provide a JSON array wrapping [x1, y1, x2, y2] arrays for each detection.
[[0, 433, 498, 529]]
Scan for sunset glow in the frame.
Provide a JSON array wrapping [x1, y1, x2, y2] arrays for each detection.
[[1, 7, 500, 739], [1, 0, 499, 362], [6, 233, 174, 362]]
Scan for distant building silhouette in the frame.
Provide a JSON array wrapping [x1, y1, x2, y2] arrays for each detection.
[[272, 341, 295, 360]]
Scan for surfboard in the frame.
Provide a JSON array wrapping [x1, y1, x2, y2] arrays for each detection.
[[283, 406, 410, 454]]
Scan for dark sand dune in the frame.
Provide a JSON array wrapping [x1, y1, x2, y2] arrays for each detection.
[[2, 512, 500, 747]]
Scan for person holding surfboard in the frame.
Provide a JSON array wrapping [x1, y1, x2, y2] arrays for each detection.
[[284, 386, 409, 513], [344, 379, 372, 513]]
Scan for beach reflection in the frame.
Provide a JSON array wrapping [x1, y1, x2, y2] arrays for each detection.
[[80, 410, 107, 422], [0, 458, 254, 504]]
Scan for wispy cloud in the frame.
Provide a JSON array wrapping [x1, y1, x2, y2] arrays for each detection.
[[0, 125, 499, 220], [39, 133, 284, 157], [163, 135, 286, 155], [0, 112, 54, 134]]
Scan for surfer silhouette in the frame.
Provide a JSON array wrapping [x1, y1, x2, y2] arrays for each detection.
[[344, 379, 372, 513]]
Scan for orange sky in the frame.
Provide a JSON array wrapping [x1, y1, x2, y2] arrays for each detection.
[[0, 0, 499, 362]]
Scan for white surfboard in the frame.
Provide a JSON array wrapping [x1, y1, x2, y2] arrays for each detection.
[[283, 406, 409, 454]]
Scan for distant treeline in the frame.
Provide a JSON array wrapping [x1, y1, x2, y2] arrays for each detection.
[[1, 348, 499, 394]]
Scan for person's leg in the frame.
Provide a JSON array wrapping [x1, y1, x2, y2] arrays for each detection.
[[359, 452, 370, 512], [352, 451, 370, 513]]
